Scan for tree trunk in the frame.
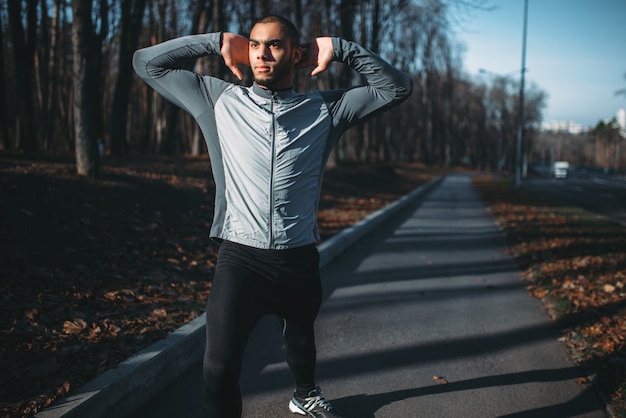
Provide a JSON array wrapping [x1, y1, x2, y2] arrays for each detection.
[[44, 0, 62, 153], [110, 0, 148, 156], [38, 0, 48, 149], [8, 0, 38, 152], [71, 0, 102, 178], [192, 0, 212, 34], [0, 11, 9, 150]]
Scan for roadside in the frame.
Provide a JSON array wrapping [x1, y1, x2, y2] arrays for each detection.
[[0, 154, 432, 418], [473, 175, 626, 417]]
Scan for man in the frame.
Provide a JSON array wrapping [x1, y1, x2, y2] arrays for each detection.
[[133, 15, 412, 417]]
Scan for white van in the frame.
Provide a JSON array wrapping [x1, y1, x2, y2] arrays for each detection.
[[552, 161, 569, 178]]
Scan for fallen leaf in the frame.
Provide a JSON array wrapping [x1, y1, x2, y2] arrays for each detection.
[[62, 319, 87, 335], [432, 375, 448, 384], [152, 308, 167, 317]]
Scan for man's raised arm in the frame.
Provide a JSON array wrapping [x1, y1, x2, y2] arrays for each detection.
[[132, 33, 249, 116], [302, 37, 412, 129]]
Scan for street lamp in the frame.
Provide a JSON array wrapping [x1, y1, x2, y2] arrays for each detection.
[[516, 0, 529, 188], [481, 0, 529, 188]]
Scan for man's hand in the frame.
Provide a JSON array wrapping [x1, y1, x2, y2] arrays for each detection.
[[221, 32, 250, 80], [297, 37, 334, 76]]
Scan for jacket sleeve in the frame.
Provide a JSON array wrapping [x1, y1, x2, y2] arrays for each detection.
[[132, 33, 229, 118], [322, 38, 413, 131]]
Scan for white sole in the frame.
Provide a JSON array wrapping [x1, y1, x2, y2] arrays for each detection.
[[289, 399, 309, 416]]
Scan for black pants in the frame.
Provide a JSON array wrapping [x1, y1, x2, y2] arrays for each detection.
[[202, 240, 322, 417]]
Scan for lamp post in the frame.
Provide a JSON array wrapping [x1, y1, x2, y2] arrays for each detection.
[[516, 0, 529, 188], [480, 0, 528, 186]]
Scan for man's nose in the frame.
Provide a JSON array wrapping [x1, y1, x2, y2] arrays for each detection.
[[256, 44, 271, 60]]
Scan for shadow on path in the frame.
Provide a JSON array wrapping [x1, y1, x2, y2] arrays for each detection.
[[333, 368, 599, 418]]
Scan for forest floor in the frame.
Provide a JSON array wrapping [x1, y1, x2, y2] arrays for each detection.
[[0, 154, 434, 417]]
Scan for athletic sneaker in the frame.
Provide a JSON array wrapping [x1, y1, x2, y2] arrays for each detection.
[[289, 386, 344, 417]]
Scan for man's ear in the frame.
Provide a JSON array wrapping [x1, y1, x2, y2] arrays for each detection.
[[293, 46, 302, 64]]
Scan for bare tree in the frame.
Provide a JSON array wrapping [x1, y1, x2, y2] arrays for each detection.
[[0, 7, 8, 150], [7, 0, 38, 152], [591, 118, 623, 172], [45, 0, 63, 152], [110, 0, 148, 156], [71, 0, 103, 177]]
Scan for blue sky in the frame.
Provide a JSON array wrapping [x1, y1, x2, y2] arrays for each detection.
[[455, 0, 626, 127]]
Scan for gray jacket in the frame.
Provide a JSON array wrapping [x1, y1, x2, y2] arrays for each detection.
[[133, 33, 412, 249]]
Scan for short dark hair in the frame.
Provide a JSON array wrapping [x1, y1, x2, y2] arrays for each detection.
[[253, 15, 300, 47]]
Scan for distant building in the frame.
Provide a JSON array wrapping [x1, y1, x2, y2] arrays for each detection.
[[618, 108, 626, 135], [541, 120, 587, 134], [541, 111, 626, 135]]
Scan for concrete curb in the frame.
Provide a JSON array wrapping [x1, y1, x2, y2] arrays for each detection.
[[35, 176, 442, 418]]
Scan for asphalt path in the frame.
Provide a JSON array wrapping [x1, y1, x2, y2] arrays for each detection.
[[136, 174, 607, 418]]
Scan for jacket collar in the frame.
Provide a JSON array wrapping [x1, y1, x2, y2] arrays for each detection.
[[252, 83, 296, 100]]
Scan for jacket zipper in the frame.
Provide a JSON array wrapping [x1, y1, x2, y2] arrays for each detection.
[[268, 92, 278, 246]]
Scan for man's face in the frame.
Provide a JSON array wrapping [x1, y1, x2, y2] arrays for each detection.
[[249, 22, 300, 90]]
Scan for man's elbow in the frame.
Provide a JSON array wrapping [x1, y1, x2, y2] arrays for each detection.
[[394, 73, 413, 102], [132, 49, 146, 77]]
